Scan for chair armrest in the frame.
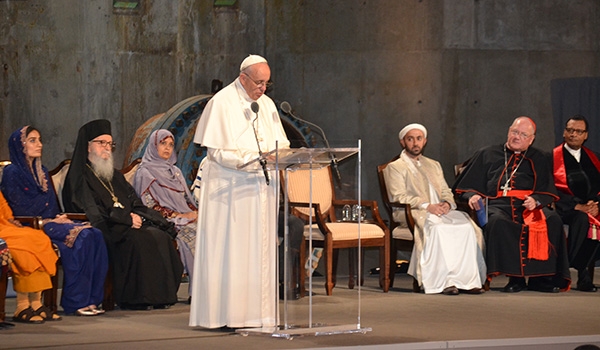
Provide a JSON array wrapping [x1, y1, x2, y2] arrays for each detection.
[[288, 201, 322, 222], [331, 199, 377, 207], [13, 216, 44, 229], [387, 202, 415, 232], [288, 201, 330, 236], [63, 213, 89, 221], [331, 199, 391, 235], [453, 194, 481, 225]]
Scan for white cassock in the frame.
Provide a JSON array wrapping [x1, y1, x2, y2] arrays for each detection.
[[417, 190, 487, 294], [189, 78, 290, 328]]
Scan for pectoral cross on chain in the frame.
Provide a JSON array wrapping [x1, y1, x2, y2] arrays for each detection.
[[501, 185, 511, 196]]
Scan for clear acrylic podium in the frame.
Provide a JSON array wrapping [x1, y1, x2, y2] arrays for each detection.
[[236, 141, 372, 339]]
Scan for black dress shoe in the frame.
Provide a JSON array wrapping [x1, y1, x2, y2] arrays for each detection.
[[528, 277, 560, 293], [577, 277, 597, 292], [502, 277, 526, 293]]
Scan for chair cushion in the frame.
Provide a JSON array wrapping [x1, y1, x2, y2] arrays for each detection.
[[303, 222, 385, 241], [392, 207, 410, 227], [392, 227, 413, 241]]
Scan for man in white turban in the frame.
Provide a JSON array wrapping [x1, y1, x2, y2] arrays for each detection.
[[189, 55, 290, 329], [383, 123, 486, 295]]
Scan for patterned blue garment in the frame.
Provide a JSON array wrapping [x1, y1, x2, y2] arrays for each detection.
[[1, 127, 109, 314]]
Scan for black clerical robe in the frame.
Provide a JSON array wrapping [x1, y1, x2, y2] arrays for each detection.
[[553, 144, 600, 270], [453, 144, 571, 289], [64, 166, 183, 307]]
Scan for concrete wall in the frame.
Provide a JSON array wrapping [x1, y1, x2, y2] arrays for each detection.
[[1, 0, 599, 219], [0, 0, 267, 166], [266, 0, 600, 205]]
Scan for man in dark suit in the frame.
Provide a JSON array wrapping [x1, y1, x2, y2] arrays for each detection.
[[553, 115, 600, 292]]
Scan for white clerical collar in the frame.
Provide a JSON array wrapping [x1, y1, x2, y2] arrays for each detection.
[[505, 143, 521, 154], [564, 143, 581, 162], [235, 78, 254, 103]]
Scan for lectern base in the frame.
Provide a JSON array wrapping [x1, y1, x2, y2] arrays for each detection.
[[236, 324, 371, 340]]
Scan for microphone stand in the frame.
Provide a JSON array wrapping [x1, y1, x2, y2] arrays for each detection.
[[251, 102, 270, 185], [280, 101, 342, 188]]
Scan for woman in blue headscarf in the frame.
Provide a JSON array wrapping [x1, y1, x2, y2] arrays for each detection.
[[1, 126, 109, 316]]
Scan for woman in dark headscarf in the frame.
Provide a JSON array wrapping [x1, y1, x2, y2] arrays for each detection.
[[133, 129, 197, 292], [1, 126, 109, 316]]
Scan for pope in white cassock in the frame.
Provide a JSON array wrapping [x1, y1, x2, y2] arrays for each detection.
[[383, 123, 486, 295], [189, 55, 290, 328]]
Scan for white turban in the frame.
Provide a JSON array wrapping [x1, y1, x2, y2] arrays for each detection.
[[398, 123, 427, 141], [240, 54, 268, 71]]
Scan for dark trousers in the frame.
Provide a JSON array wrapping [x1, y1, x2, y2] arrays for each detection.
[[561, 210, 599, 271], [278, 214, 305, 299]]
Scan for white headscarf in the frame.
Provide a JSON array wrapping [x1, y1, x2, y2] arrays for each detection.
[[398, 123, 427, 141]]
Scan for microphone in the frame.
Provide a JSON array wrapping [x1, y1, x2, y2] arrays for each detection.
[[251, 101, 259, 114], [280, 101, 342, 188], [250, 102, 270, 185]]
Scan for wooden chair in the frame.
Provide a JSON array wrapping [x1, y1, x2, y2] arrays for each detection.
[[282, 165, 390, 296], [453, 158, 480, 223], [376, 158, 419, 292], [121, 158, 142, 185]]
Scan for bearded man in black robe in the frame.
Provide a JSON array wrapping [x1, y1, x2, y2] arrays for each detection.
[[63, 119, 183, 309], [453, 116, 571, 293]]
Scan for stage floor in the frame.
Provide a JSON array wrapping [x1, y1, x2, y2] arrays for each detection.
[[1, 270, 599, 350]]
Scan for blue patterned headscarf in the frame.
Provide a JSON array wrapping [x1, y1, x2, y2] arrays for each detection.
[[1, 126, 61, 218]]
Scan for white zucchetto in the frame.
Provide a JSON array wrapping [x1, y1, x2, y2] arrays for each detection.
[[240, 54, 268, 72]]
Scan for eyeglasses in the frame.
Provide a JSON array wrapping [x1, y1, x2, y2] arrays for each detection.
[[509, 129, 532, 139], [89, 140, 116, 149], [242, 72, 273, 88], [565, 127, 586, 135]]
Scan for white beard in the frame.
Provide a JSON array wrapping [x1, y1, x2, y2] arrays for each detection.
[[89, 152, 114, 182]]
